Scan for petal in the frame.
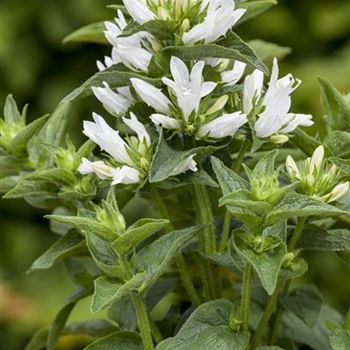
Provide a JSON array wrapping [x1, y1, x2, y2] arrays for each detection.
[[278, 113, 313, 134], [170, 56, 190, 87], [150, 114, 181, 130], [78, 158, 114, 179], [169, 155, 198, 177], [122, 0, 155, 24], [221, 60, 247, 86], [131, 78, 171, 114], [201, 82, 217, 97], [111, 166, 140, 185], [122, 112, 151, 145], [197, 111, 247, 138], [243, 69, 264, 113], [310, 145, 324, 172]]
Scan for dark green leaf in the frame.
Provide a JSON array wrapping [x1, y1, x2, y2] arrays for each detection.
[[25, 327, 49, 350], [29, 230, 85, 272], [238, 0, 277, 25], [112, 218, 169, 254], [325, 131, 350, 158], [108, 295, 137, 331], [330, 157, 350, 175], [84, 331, 143, 350], [157, 299, 250, 350], [63, 319, 116, 337], [290, 128, 322, 157]]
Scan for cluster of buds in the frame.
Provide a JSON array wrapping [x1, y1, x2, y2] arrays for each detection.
[[286, 145, 349, 203]]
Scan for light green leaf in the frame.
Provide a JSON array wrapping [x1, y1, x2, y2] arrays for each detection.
[[157, 299, 250, 350], [112, 218, 169, 254], [298, 225, 350, 251], [291, 129, 323, 157], [47, 288, 91, 350], [0, 155, 23, 177], [238, 0, 277, 24], [279, 256, 308, 282], [84, 331, 143, 350], [257, 347, 286, 350], [319, 78, 350, 131], [248, 40, 291, 64], [63, 22, 107, 45], [211, 156, 249, 196], [29, 230, 85, 272], [91, 274, 145, 313], [3, 94, 22, 122], [326, 320, 350, 350], [23, 168, 75, 186], [45, 214, 116, 241], [232, 229, 287, 295], [3, 179, 58, 199], [134, 225, 204, 291], [62, 65, 161, 103], [266, 192, 346, 224], [25, 327, 49, 350], [9, 115, 49, 157]]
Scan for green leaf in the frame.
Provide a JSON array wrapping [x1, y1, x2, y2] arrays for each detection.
[[3, 94, 22, 122], [280, 286, 322, 328], [84, 233, 125, 279], [298, 225, 350, 251], [290, 128, 323, 157], [330, 157, 350, 175], [157, 299, 250, 350], [29, 230, 85, 272], [63, 22, 108, 45], [25, 327, 49, 350], [160, 32, 268, 74], [112, 218, 169, 254], [65, 257, 100, 288], [238, 0, 277, 25], [47, 288, 91, 350], [46, 214, 116, 241], [63, 319, 116, 337], [3, 179, 58, 199], [281, 304, 342, 350], [91, 274, 145, 313], [9, 114, 49, 157], [23, 168, 75, 186], [149, 134, 219, 183], [211, 156, 249, 196], [0, 155, 23, 177], [108, 295, 137, 331], [257, 347, 286, 350], [232, 229, 287, 295], [62, 65, 161, 103], [326, 320, 350, 350], [248, 40, 291, 64], [325, 131, 350, 158], [84, 331, 143, 350], [279, 256, 308, 282], [266, 192, 346, 224], [319, 78, 350, 131], [133, 225, 204, 291]]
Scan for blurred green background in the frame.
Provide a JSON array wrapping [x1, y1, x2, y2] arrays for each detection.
[[1, 0, 350, 349]]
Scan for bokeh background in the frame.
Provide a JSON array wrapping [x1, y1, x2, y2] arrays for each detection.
[[1, 0, 350, 349]]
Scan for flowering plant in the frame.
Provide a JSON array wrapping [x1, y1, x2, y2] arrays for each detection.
[[2, 1, 350, 349]]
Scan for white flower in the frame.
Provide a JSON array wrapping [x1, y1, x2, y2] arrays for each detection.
[[182, 0, 245, 45], [111, 166, 141, 185], [243, 58, 313, 138], [122, 112, 151, 145], [243, 69, 264, 114], [197, 111, 247, 138], [150, 114, 181, 130], [162, 56, 216, 121], [78, 158, 115, 179], [325, 182, 350, 202], [131, 78, 172, 114], [122, 0, 155, 24], [83, 113, 133, 165], [92, 82, 133, 117], [169, 154, 198, 177], [221, 61, 246, 86]]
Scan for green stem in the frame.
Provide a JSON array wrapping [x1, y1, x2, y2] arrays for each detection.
[[150, 188, 201, 306], [241, 263, 253, 332], [193, 183, 218, 299], [254, 218, 306, 347], [250, 284, 281, 350], [119, 256, 154, 350], [132, 294, 155, 350], [219, 139, 249, 253]]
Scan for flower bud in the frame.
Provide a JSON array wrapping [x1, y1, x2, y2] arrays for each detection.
[[270, 134, 289, 144], [181, 18, 190, 32], [205, 95, 229, 116]]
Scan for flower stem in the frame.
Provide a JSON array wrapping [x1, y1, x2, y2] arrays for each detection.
[[218, 138, 249, 253], [241, 263, 253, 332], [150, 188, 201, 306], [132, 294, 155, 350], [193, 183, 217, 299], [251, 217, 306, 348], [119, 256, 154, 350]]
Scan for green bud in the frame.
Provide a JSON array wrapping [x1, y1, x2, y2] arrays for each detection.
[[181, 18, 190, 32], [205, 95, 229, 116]]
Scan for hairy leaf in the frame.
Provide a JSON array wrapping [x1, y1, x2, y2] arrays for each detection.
[[238, 0, 277, 25], [84, 331, 143, 350], [63, 22, 107, 45]]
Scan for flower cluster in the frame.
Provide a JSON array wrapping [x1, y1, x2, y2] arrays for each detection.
[[286, 145, 349, 202]]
